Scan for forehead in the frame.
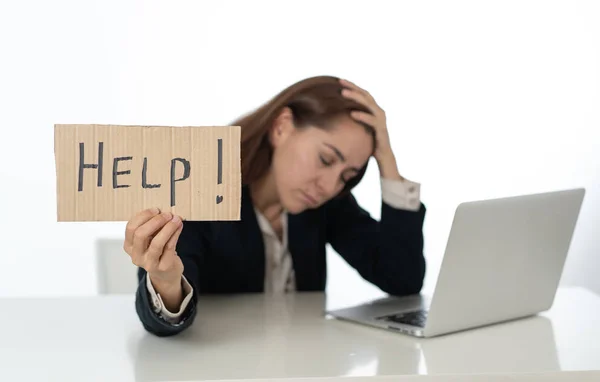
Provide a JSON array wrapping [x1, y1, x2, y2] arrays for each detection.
[[318, 116, 373, 162]]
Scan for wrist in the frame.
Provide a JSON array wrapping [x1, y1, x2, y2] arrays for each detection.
[[149, 273, 184, 312], [376, 151, 403, 181], [149, 273, 182, 294]]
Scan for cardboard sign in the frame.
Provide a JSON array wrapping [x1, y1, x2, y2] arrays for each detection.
[[54, 124, 241, 221]]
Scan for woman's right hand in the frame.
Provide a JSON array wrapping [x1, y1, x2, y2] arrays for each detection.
[[124, 208, 184, 291]]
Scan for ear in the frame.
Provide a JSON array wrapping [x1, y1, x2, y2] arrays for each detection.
[[270, 106, 295, 147]]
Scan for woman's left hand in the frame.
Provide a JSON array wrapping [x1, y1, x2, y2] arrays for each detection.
[[339, 78, 401, 179], [339, 78, 393, 161]]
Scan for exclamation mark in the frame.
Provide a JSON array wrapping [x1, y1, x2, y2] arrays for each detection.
[[216, 138, 223, 204]]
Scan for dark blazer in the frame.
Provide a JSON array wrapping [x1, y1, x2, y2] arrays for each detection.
[[135, 185, 427, 336]]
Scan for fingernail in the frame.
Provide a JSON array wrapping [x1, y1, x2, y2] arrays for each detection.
[[171, 215, 181, 224], [151, 207, 160, 214], [162, 212, 172, 220]]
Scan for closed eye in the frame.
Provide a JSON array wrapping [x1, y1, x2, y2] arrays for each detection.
[[320, 155, 347, 184], [319, 154, 332, 166], [320, 155, 356, 184]]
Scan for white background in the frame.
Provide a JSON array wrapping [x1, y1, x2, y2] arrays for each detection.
[[0, 0, 598, 301]]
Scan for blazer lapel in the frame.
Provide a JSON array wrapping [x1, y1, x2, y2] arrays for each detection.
[[238, 185, 265, 292]]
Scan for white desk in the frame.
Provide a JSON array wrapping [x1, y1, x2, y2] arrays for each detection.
[[0, 287, 599, 381]]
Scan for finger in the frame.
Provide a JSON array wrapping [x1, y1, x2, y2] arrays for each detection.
[[339, 78, 375, 102], [125, 207, 161, 247], [350, 111, 378, 128], [145, 215, 182, 270], [341, 88, 377, 113], [339, 78, 362, 91], [132, 212, 172, 258], [339, 79, 385, 117]]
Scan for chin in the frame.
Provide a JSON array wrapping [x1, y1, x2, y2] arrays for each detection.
[[281, 195, 308, 214], [283, 201, 307, 214]]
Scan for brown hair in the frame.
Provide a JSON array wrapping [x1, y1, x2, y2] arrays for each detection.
[[230, 75, 376, 195]]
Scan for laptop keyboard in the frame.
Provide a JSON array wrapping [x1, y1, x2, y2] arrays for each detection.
[[378, 310, 428, 327]]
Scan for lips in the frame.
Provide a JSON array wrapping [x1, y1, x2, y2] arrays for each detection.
[[300, 191, 319, 206]]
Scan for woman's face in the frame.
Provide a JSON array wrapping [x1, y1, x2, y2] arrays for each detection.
[[270, 108, 374, 214]]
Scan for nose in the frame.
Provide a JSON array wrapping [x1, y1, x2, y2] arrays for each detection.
[[316, 172, 341, 198]]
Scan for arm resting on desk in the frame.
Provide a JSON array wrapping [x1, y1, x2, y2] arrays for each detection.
[[145, 274, 194, 323], [135, 272, 197, 336], [135, 220, 205, 336], [325, 177, 426, 296]]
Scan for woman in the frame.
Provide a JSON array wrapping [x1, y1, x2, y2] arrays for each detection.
[[125, 75, 426, 337]]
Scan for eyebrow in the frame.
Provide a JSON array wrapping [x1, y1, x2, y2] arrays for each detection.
[[323, 143, 361, 172], [323, 143, 346, 162]]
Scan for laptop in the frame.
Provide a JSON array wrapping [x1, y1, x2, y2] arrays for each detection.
[[327, 188, 586, 338]]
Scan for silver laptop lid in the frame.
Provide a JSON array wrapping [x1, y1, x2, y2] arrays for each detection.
[[423, 188, 585, 337]]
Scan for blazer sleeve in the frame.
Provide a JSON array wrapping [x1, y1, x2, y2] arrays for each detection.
[[134, 220, 207, 337], [325, 191, 427, 296]]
